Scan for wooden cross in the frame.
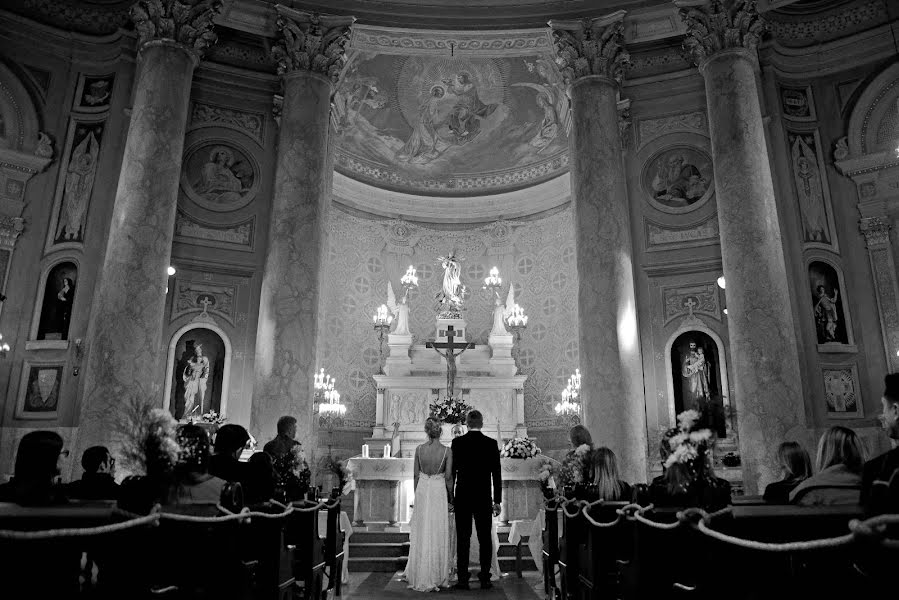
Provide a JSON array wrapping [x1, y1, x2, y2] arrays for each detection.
[[426, 325, 474, 400]]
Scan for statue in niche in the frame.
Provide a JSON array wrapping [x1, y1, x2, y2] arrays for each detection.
[[37, 263, 77, 341], [56, 124, 102, 243], [790, 134, 829, 244], [808, 261, 849, 345], [170, 329, 225, 420], [670, 331, 726, 438]]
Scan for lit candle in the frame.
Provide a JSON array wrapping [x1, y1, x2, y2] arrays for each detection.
[[401, 265, 419, 287], [384, 444, 391, 458], [362, 444, 369, 458]]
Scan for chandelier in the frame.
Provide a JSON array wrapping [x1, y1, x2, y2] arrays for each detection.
[[314, 368, 345, 417], [555, 368, 581, 419]]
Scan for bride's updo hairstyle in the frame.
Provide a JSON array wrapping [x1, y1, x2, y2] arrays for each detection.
[[424, 417, 441, 440]]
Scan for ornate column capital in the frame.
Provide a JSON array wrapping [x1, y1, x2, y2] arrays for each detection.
[[548, 11, 630, 86], [860, 216, 892, 248], [675, 0, 767, 66], [130, 0, 222, 57], [0, 216, 25, 251], [272, 6, 355, 84]]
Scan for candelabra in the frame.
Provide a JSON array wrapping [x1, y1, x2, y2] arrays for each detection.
[[315, 368, 345, 455], [504, 303, 528, 374], [555, 368, 582, 425], [483, 267, 502, 303], [372, 304, 393, 374], [400, 265, 419, 302]]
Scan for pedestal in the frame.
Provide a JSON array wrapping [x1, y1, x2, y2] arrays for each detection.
[[488, 330, 517, 377], [385, 332, 413, 376]]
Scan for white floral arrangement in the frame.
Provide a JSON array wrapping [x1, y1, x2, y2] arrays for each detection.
[[199, 410, 227, 425], [500, 437, 541, 459], [537, 455, 560, 492], [559, 443, 593, 486], [663, 409, 713, 469]]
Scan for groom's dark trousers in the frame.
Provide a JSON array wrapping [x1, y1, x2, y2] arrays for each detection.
[[450, 429, 502, 584]]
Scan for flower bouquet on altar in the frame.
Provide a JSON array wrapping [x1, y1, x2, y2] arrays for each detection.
[[272, 443, 312, 501], [325, 456, 355, 497], [429, 396, 474, 425], [199, 410, 227, 425], [500, 437, 541, 459]]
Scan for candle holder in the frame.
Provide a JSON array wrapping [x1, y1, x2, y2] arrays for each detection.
[[555, 369, 582, 426], [400, 265, 419, 303], [314, 369, 345, 455], [483, 266, 503, 305], [372, 304, 394, 375], [504, 303, 528, 375]]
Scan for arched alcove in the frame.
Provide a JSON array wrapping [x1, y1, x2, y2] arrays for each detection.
[[162, 322, 232, 421]]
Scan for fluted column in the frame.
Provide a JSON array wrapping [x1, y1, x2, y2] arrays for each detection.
[[74, 0, 220, 470], [251, 7, 354, 449], [550, 13, 647, 482], [677, 0, 805, 493], [858, 217, 899, 372]]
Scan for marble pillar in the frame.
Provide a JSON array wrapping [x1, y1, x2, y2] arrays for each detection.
[[73, 1, 220, 473], [678, 0, 805, 493], [550, 13, 647, 483], [252, 7, 354, 449], [859, 217, 899, 372]]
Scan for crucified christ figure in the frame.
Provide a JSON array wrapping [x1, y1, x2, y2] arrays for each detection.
[[426, 324, 474, 400]]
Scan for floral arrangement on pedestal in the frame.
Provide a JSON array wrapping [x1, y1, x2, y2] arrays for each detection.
[[500, 437, 541, 459], [199, 410, 227, 425], [558, 443, 593, 488], [272, 443, 312, 501], [429, 396, 474, 425], [537, 455, 561, 498], [116, 400, 181, 478], [663, 409, 713, 473]]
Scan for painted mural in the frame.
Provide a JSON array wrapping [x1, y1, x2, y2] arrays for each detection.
[[333, 52, 570, 195]]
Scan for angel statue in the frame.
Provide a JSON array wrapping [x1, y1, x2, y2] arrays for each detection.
[[435, 252, 466, 316], [386, 281, 411, 336]]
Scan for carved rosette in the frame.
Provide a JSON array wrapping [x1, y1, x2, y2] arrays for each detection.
[[549, 12, 631, 86], [859, 216, 891, 248], [676, 0, 767, 65], [130, 0, 222, 55], [271, 6, 355, 84]]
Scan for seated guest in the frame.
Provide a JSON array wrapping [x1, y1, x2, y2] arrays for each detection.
[[0, 431, 68, 506], [209, 424, 250, 482], [167, 424, 227, 504], [67, 446, 119, 500], [763, 441, 812, 504], [263, 415, 299, 459], [790, 426, 866, 506], [648, 410, 730, 510], [561, 424, 596, 489], [243, 451, 276, 504], [593, 446, 633, 501], [861, 374, 899, 514]]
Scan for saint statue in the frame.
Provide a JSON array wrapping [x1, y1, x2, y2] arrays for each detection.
[[681, 341, 710, 409], [57, 130, 99, 241], [183, 343, 210, 416], [814, 285, 840, 342], [435, 252, 466, 316]]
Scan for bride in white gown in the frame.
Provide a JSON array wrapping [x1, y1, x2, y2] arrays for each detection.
[[404, 417, 452, 591]]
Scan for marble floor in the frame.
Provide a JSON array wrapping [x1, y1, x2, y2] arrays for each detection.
[[338, 572, 544, 600]]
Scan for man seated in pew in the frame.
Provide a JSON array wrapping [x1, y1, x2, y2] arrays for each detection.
[[263, 415, 300, 460], [209, 423, 250, 483], [594, 447, 633, 501], [790, 426, 865, 506], [67, 445, 119, 501], [763, 441, 812, 504], [0, 430, 68, 506], [861, 373, 899, 515], [648, 410, 730, 510]]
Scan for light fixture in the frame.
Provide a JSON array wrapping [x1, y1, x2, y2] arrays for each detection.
[[167, 266, 176, 276], [716, 276, 725, 289], [723, 308, 728, 315], [0, 334, 9, 358]]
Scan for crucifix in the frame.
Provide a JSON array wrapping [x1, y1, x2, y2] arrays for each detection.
[[426, 325, 474, 400]]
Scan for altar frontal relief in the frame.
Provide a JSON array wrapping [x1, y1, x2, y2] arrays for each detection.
[[332, 52, 570, 195]]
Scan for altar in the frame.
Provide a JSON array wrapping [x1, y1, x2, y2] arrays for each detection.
[[347, 456, 546, 528]]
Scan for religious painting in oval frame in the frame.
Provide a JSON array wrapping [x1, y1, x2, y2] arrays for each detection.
[[168, 327, 226, 421], [180, 140, 259, 212], [641, 145, 715, 214], [669, 330, 726, 438]]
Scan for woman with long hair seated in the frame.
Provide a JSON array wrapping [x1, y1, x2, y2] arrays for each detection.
[[0, 431, 68, 506], [167, 424, 227, 505], [563, 424, 596, 489], [763, 441, 812, 504], [593, 447, 633, 502], [790, 426, 866, 506]]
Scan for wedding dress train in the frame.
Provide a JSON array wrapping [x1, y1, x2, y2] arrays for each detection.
[[404, 472, 450, 591]]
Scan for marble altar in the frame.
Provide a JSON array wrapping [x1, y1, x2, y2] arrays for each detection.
[[347, 456, 545, 527]]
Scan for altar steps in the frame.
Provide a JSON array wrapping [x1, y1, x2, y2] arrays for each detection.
[[348, 530, 538, 573]]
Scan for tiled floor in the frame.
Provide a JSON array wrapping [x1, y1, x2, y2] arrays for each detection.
[[339, 571, 544, 600]]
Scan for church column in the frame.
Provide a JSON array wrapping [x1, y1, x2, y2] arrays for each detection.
[[550, 13, 647, 482], [858, 217, 899, 372], [74, 1, 220, 465], [251, 7, 354, 449], [677, 0, 805, 493]]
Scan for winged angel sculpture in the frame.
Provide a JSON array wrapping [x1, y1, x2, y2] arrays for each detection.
[[270, 9, 354, 83], [386, 281, 412, 336]]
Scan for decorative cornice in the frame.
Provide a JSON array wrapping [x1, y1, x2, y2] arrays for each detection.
[[675, 0, 767, 66], [859, 216, 891, 248], [130, 0, 222, 56], [549, 11, 631, 86], [11, 0, 131, 36], [766, 0, 888, 48], [271, 5, 355, 83], [348, 25, 552, 56]]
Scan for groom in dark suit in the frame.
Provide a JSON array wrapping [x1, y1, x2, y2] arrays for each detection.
[[447, 409, 502, 589]]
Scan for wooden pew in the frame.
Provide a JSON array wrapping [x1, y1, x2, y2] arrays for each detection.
[[241, 502, 296, 600], [543, 501, 562, 600], [576, 501, 631, 600], [322, 500, 345, 598], [620, 507, 700, 599], [286, 500, 326, 600]]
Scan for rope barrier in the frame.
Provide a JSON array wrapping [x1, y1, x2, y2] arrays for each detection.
[[0, 513, 160, 540]]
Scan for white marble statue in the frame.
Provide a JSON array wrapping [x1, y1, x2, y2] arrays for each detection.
[[387, 280, 411, 336]]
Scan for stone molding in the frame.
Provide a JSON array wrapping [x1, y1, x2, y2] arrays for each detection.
[[349, 24, 551, 56], [766, 0, 887, 46], [675, 0, 767, 66], [549, 11, 631, 86], [130, 0, 222, 56], [189, 101, 265, 144], [859, 216, 890, 248], [271, 6, 355, 83]]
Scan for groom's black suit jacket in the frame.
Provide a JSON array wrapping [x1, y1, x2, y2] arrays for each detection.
[[450, 430, 502, 507]]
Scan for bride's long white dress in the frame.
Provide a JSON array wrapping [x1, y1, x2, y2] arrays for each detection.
[[404, 462, 450, 590]]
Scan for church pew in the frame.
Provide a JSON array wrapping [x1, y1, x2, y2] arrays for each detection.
[[559, 488, 600, 600], [286, 501, 326, 600], [241, 502, 296, 600], [322, 499, 345, 597], [542, 502, 561, 600], [576, 501, 631, 600]]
